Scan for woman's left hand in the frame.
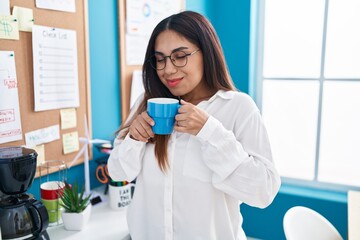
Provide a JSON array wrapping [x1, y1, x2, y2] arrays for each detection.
[[174, 99, 209, 135]]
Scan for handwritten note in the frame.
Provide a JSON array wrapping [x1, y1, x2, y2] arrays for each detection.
[[0, 51, 22, 144], [62, 131, 79, 154], [32, 25, 79, 111], [25, 124, 60, 147], [0, 15, 19, 40], [60, 108, 77, 129]]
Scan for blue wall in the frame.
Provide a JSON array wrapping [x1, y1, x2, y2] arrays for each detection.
[[28, 1, 348, 239]]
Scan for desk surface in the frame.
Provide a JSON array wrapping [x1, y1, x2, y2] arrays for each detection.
[[47, 187, 130, 240]]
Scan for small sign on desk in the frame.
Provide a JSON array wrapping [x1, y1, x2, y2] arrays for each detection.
[[348, 190, 360, 240]]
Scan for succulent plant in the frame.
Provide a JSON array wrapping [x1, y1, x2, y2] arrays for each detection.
[[59, 182, 91, 213]]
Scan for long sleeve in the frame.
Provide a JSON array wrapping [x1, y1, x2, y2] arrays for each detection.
[[107, 133, 147, 182], [194, 93, 281, 208], [107, 94, 147, 182], [197, 112, 280, 208]]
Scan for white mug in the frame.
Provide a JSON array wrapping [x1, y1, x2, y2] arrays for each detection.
[[108, 183, 134, 210]]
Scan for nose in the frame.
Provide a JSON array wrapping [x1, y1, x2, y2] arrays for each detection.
[[163, 57, 177, 74]]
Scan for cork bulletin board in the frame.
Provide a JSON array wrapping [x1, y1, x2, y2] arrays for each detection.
[[118, 0, 184, 123], [0, 0, 91, 176]]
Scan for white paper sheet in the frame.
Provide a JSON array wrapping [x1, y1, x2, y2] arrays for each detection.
[[25, 124, 60, 147], [130, 70, 144, 109], [348, 190, 360, 240], [35, 0, 75, 13], [0, 0, 10, 15], [32, 25, 79, 111], [0, 51, 22, 144], [125, 0, 183, 65]]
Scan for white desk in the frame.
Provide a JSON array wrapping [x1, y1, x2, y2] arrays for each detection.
[[47, 187, 130, 240]]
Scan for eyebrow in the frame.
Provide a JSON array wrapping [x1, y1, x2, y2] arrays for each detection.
[[154, 46, 189, 55]]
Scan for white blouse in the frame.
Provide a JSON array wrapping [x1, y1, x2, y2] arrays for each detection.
[[108, 90, 281, 240]]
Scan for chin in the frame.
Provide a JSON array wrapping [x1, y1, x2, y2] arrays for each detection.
[[168, 89, 182, 97]]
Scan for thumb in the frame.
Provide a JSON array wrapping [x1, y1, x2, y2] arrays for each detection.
[[180, 99, 190, 105]]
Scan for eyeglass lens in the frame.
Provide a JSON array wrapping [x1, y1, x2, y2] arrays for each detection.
[[151, 51, 188, 70]]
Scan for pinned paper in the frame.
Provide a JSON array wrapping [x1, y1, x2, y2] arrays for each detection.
[[0, 51, 22, 144], [32, 25, 80, 111], [130, 70, 144, 109], [60, 108, 77, 129], [348, 190, 360, 239], [0, 0, 10, 15], [62, 131, 79, 154], [35, 144, 45, 166], [35, 0, 76, 13], [25, 124, 60, 147], [12, 6, 34, 32], [0, 15, 19, 40]]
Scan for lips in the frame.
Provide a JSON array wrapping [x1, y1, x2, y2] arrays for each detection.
[[167, 78, 182, 87]]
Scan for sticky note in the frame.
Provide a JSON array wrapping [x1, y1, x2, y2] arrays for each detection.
[[0, 15, 19, 40], [60, 108, 77, 129], [12, 6, 34, 32], [62, 131, 79, 154], [35, 144, 45, 166]]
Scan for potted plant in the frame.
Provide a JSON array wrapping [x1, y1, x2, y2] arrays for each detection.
[[59, 181, 92, 231]]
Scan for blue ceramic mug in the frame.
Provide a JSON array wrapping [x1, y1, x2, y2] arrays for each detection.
[[147, 98, 180, 135]]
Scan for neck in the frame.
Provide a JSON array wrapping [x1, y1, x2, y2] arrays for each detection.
[[182, 89, 217, 105]]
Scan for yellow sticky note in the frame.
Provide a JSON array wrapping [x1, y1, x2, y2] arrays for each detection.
[[60, 108, 77, 130], [0, 15, 19, 40], [35, 144, 45, 166], [62, 131, 79, 154], [12, 6, 34, 32]]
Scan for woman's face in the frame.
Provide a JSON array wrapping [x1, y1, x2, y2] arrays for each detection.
[[154, 30, 207, 101]]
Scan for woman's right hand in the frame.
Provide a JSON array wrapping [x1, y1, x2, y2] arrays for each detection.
[[129, 111, 155, 142]]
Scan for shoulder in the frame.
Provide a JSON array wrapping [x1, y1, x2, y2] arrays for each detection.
[[217, 90, 259, 112]]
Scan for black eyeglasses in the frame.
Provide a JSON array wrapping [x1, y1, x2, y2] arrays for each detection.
[[148, 49, 200, 70]]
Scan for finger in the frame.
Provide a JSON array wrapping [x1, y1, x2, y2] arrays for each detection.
[[176, 120, 186, 127], [180, 99, 190, 105], [140, 111, 155, 126], [130, 128, 149, 142], [139, 112, 154, 138], [129, 124, 149, 142], [174, 124, 186, 133]]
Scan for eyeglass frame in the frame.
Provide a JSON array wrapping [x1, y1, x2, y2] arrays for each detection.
[[148, 49, 200, 70]]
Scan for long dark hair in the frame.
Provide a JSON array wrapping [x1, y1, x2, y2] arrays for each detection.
[[118, 11, 235, 171]]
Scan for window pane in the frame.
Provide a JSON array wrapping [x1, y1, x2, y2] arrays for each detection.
[[318, 81, 360, 186], [263, 0, 325, 78], [324, 0, 360, 78], [262, 80, 319, 180]]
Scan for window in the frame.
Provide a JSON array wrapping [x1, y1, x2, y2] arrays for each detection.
[[251, 0, 360, 191]]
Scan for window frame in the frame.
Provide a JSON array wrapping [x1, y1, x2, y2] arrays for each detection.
[[249, 0, 360, 192]]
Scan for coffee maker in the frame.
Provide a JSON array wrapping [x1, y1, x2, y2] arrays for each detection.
[[0, 147, 49, 240]]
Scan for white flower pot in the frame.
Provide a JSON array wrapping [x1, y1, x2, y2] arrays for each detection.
[[61, 204, 92, 231]]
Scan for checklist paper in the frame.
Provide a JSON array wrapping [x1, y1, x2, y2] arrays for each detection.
[[348, 190, 360, 240], [32, 25, 79, 111], [0, 51, 23, 144]]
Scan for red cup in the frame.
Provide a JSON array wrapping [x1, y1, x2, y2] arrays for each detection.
[[40, 181, 65, 200]]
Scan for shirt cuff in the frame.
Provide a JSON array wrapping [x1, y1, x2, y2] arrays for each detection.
[[196, 116, 220, 142]]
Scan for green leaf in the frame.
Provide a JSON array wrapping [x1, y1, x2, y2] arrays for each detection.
[[59, 181, 91, 213]]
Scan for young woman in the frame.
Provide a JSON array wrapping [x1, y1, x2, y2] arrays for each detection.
[[108, 11, 280, 240]]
